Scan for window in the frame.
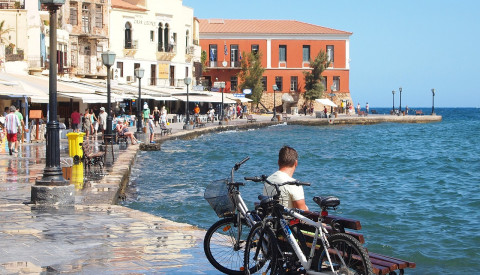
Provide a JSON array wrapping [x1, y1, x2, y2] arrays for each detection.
[[82, 3, 90, 33], [321, 77, 326, 90], [96, 45, 103, 67], [158, 23, 163, 51], [209, 44, 217, 61], [327, 45, 334, 63], [117, 62, 124, 77], [164, 23, 170, 51], [230, 76, 238, 92], [302, 45, 310, 62], [71, 43, 77, 67], [185, 30, 189, 51], [70, 3, 78, 25], [251, 44, 259, 55], [230, 44, 239, 61], [95, 5, 102, 28], [275, 76, 283, 91], [150, 31, 154, 42], [290, 76, 298, 91], [279, 45, 287, 62], [262, 76, 267, 91], [125, 22, 132, 49], [333, 76, 340, 91]]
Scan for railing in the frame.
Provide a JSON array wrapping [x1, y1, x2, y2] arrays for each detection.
[[0, 0, 25, 9], [157, 44, 176, 53], [124, 40, 138, 49], [6, 53, 24, 62]]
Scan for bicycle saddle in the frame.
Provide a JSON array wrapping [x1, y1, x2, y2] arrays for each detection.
[[313, 196, 340, 209]]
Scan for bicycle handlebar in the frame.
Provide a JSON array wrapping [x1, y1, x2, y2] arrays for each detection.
[[234, 156, 250, 171]]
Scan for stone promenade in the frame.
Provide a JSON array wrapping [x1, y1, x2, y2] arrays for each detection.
[[0, 113, 441, 274]]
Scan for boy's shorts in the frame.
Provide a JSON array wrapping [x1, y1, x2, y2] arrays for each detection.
[[7, 133, 17, 142]]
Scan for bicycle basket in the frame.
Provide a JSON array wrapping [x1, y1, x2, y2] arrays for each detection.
[[204, 179, 235, 218]]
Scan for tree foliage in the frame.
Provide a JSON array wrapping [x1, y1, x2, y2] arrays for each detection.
[[0, 20, 13, 44], [303, 50, 330, 103], [200, 50, 208, 73], [238, 51, 265, 105]]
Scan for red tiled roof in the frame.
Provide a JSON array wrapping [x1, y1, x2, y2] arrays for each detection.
[[199, 19, 351, 35], [111, 0, 147, 12]]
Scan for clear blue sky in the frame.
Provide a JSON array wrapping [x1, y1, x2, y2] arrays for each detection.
[[184, 0, 479, 107]]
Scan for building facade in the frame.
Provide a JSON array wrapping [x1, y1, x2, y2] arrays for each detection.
[[199, 19, 352, 112], [109, 0, 200, 90]]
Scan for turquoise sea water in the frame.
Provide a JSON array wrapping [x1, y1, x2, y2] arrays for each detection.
[[123, 108, 480, 274]]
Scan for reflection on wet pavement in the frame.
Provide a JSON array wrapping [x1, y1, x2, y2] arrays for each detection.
[[0, 141, 222, 274]]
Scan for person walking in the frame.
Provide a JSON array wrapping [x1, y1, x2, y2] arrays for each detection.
[[4, 105, 21, 155], [160, 106, 167, 126], [83, 109, 91, 138], [98, 107, 107, 135], [14, 106, 24, 149], [153, 106, 160, 127], [357, 103, 361, 114], [71, 109, 81, 132], [366, 102, 369, 115], [148, 115, 155, 143]]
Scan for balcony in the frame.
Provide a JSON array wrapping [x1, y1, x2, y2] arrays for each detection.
[[185, 45, 201, 62], [123, 40, 138, 57], [156, 44, 176, 61], [1, 0, 24, 9]]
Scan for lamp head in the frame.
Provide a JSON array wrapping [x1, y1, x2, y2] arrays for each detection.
[[134, 67, 145, 79], [431, 88, 435, 95], [101, 50, 116, 67], [399, 87, 402, 93], [272, 84, 278, 91], [184, 77, 192, 85], [392, 90, 395, 95]]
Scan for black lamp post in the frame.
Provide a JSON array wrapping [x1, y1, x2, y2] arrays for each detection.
[[271, 84, 278, 121], [183, 77, 192, 129], [399, 87, 402, 114], [431, 88, 436, 115], [101, 50, 116, 143], [392, 90, 396, 114], [32, 0, 74, 205], [134, 67, 145, 134], [219, 81, 225, 125]]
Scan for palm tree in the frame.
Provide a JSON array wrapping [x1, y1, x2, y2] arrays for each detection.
[[0, 20, 12, 44]]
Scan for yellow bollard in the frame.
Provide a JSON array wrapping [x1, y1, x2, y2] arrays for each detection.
[[66, 132, 85, 164]]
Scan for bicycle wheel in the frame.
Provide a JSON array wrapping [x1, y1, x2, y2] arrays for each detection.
[[312, 233, 373, 275], [244, 222, 278, 275], [204, 216, 250, 275]]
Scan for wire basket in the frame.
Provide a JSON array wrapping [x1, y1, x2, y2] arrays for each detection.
[[204, 179, 235, 218]]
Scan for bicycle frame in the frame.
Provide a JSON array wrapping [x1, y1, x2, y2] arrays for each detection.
[[272, 205, 343, 274]]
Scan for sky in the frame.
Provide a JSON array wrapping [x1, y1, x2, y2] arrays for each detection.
[[183, 0, 480, 107]]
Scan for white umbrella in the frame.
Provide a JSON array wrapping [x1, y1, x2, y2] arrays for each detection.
[[315, 98, 337, 107]]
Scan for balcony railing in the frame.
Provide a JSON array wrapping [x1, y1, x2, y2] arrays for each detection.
[[124, 40, 138, 49], [1, 0, 25, 9]]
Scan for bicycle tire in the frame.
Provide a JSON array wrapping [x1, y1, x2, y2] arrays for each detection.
[[243, 222, 278, 275], [204, 216, 249, 275], [311, 233, 373, 275]]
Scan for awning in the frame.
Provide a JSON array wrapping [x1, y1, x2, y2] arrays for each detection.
[[59, 92, 109, 103], [226, 95, 253, 103], [315, 98, 338, 107], [174, 92, 237, 104]]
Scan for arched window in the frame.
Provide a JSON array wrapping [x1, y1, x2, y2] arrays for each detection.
[[158, 23, 163, 51], [164, 23, 170, 51], [125, 22, 132, 49], [185, 30, 189, 53]]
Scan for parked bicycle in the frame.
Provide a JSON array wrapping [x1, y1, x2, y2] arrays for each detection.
[[243, 175, 373, 275], [204, 157, 261, 274]]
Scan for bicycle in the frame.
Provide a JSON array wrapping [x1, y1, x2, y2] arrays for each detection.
[[204, 157, 261, 274], [243, 175, 373, 275]]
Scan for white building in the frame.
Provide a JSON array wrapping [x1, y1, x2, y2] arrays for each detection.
[[109, 0, 201, 90]]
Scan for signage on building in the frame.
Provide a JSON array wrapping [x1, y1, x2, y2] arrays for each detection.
[[158, 64, 169, 79], [233, 93, 245, 98], [243, 89, 252, 94]]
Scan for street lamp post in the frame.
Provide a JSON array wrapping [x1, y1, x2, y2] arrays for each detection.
[[32, 0, 74, 205], [134, 67, 145, 134], [183, 77, 192, 130], [219, 81, 225, 125], [271, 84, 278, 121], [101, 51, 116, 143], [399, 87, 402, 114], [392, 90, 396, 114], [431, 88, 436, 115]]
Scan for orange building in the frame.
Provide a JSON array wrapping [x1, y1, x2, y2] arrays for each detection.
[[199, 19, 353, 112]]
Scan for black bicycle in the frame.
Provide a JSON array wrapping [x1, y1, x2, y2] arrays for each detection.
[[243, 175, 373, 275]]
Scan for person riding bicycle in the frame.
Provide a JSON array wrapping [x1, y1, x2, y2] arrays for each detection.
[[263, 146, 309, 211]]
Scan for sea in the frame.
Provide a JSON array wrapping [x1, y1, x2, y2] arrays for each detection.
[[122, 108, 480, 274]]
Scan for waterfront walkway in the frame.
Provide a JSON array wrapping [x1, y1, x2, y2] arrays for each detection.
[[0, 113, 440, 274]]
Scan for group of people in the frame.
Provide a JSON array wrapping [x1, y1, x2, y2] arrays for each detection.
[[1, 105, 25, 155], [224, 103, 248, 120]]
